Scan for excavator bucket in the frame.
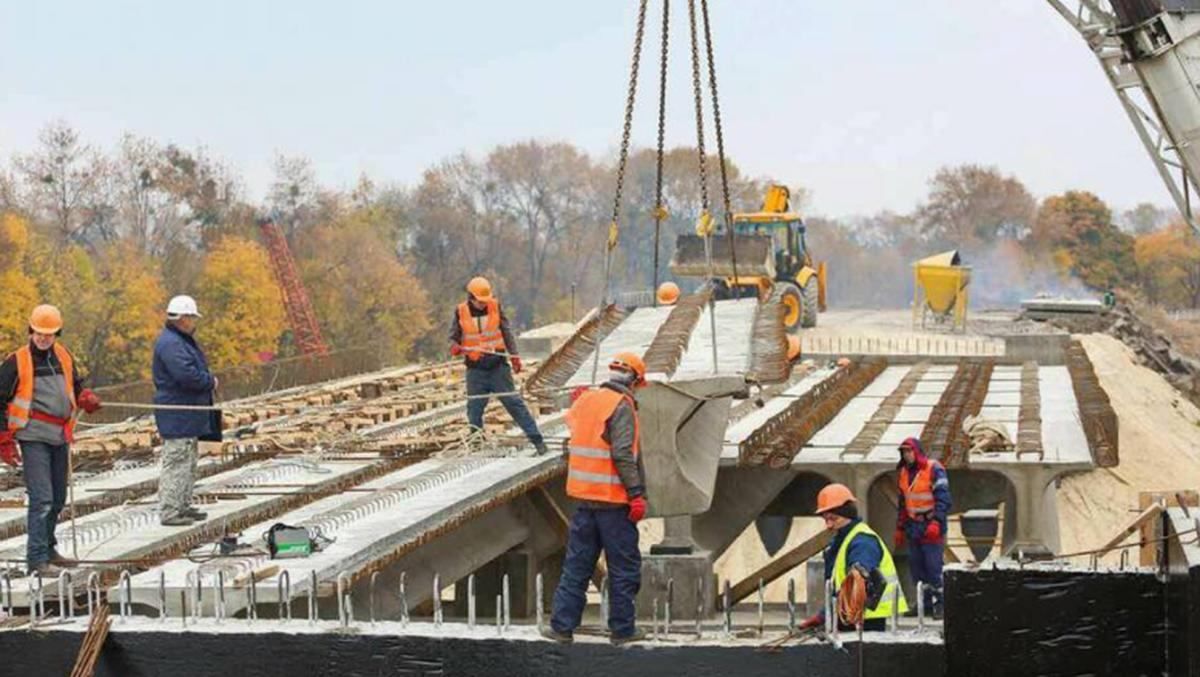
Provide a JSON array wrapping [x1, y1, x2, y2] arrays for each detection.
[[636, 375, 747, 517], [669, 234, 775, 279]]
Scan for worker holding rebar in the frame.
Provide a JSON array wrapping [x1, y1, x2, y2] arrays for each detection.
[[799, 483, 906, 632], [449, 276, 547, 454], [0, 305, 101, 576], [544, 352, 648, 646], [894, 436, 951, 619], [152, 295, 220, 527]]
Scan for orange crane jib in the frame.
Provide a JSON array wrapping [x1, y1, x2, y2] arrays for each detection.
[[258, 218, 331, 357]]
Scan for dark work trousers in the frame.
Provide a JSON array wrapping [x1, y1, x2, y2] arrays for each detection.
[[550, 506, 641, 639], [22, 440, 69, 569], [907, 540, 944, 611], [465, 364, 543, 446]]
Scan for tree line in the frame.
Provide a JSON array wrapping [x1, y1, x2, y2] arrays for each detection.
[[0, 121, 1195, 385]]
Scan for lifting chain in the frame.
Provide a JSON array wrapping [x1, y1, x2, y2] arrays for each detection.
[[686, 0, 710, 216], [652, 0, 670, 299], [700, 0, 739, 282], [607, 0, 649, 250]]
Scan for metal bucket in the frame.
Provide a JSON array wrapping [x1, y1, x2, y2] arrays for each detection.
[[669, 234, 775, 278]]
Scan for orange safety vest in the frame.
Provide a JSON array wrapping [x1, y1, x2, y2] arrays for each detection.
[[565, 388, 639, 504], [7, 343, 77, 440], [457, 300, 506, 363], [898, 460, 942, 519]]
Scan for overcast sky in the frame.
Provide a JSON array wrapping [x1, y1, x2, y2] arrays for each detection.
[[0, 1, 1175, 219]]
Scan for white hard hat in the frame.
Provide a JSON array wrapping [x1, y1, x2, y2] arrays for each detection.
[[166, 295, 202, 318]]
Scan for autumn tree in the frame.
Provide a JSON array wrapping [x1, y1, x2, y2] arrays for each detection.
[[196, 237, 287, 369], [916, 165, 1036, 246], [298, 208, 431, 362], [1135, 222, 1200, 308], [1120, 202, 1173, 235], [1033, 190, 1135, 291], [78, 244, 166, 383], [0, 214, 41, 350], [14, 121, 112, 246]]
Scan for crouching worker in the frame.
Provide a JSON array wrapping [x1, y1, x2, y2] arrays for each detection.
[[544, 352, 648, 646], [799, 483, 907, 632]]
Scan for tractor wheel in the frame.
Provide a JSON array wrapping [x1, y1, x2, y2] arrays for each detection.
[[773, 281, 804, 333], [801, 277, 819, 328]]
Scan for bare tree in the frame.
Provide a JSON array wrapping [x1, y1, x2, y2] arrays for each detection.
[[916, 164, 1036, 246], [14, 121, 112, 246], [268, 154, 319, 238]]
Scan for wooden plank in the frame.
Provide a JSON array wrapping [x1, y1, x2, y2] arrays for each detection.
[[1096, 504, 1163, 560], [1138, 490, 1199, 565], [723, 529, 831, 608]]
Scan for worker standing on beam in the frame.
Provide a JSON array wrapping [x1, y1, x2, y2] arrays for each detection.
[[894, 437, 951, 619], [544, 352, 648, 646], [152, 295, 220, 527], [449, 276, 547, 454], [0, 305, 101, 575], [800, 483, 906, 631]]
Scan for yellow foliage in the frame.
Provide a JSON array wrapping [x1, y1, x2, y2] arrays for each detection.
[[196, 237, 286, 370], [0, 269, 40, 353], [298, 210, 431, 360], [0, 213, 30, 270], [85, 244, 167, 383]]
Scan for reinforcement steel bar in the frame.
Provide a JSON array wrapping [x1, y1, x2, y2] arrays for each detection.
[[739, 359, 887, 468], [746, 297, 791, 386], [920, 360, 994, 468], [642, 289, 713, 376], [843, 362, 931, 456], [524, 304, 630, 394], [1016, 362, 1043, 459], [1063, 340, 1118, 467]]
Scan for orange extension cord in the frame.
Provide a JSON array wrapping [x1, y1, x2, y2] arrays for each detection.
[[837, 568, 869, 627]]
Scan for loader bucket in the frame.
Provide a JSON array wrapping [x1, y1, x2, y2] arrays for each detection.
[[636, 375, 747, 517], [669, 234, 775, 279]]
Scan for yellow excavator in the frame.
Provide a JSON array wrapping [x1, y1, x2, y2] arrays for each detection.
[[669, 185, 827, 331]]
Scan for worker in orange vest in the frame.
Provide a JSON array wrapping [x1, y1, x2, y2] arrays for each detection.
[[894, 437, 951, 619], [449, 276, 546, 454], [0, 305, 101, 575], [544, 352, 648, 646]]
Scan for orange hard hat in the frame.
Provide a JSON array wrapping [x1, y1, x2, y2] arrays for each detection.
[[609, 351, 647, 383], [836, 357, 852, 368], [786, 335, 801, 362], [466, 276, 493, 301], [815, 483, 856, 514], [29, 304, 63, 334], [657, 282, 681, 306]]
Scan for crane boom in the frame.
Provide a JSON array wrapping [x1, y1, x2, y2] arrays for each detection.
[[258, 217, 330, 357], [1049, 0, 1200, 234]]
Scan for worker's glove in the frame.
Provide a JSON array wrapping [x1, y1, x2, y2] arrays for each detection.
[[923, 520, 942, 544], [510, 356, 523, 374], [450, 343, 464, 357], [894, 528, 906, 549], [798, 613, 823, 630], [0, 432, 20, 468], [77, 388, 102, 414], [627, 495, 647, 523]]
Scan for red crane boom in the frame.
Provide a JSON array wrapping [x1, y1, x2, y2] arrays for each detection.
[[258, 217, 330, 357]]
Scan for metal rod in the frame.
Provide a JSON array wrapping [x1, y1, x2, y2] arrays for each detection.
[[158, 571, 166, 622], [889, 583, 899, 634], [695, 577, 703, 639], [278, 570, 291, 621], [665, 578, 673, 637], [3, 571, 12, 617], [58, 571, 72, 622], [787, 578, 796, 632], [308, 570, 317, 625], [502, 573, 510, 630], [496, 594, 502, 636], [180, 590, 187, 629], [468, 574, 476, 629], [369, 571, 379, 627], [433, 572, 442, 626], [653, 597, 659, 641], [917, 581, 925, 632], [757, 578, 765, 636], [399, 571, 408, 626], [119, 570, 131, 622], [192, 570, 203, 622], [248, 570, 257, 622], [216, 570, 226, 623], [535, 572, 544, 632], [722, 579, 731, 637], [337, 572, 350, 628]]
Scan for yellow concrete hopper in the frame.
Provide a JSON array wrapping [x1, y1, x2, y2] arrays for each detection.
[[913, 250, 971, 331]]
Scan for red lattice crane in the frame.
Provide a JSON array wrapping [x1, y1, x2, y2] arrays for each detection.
[[258, 217, 330, 357]]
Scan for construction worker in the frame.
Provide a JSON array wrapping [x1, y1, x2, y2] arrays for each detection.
[[799, 483, 906, 632], [544, 352, 648, 646], [449, 276, 547, 454], [0, 305, 101, 575], [894, 437, 951, 618], [152, 295, 220, 527]]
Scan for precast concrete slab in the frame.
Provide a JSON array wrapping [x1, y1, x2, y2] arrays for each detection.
[[721, 367, 839, 464], [673, 299, 759, 380], [0, 456, 380, 603], [565, 306, 674, 386], [118, 455, 565, 615]]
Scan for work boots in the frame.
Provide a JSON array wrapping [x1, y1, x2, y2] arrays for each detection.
[[160, 514, 195, 527], [610, 629, 647, 646], [183, 507, 208, 521], [30, 562, 64, 577], [539, 627, 574, 644], [48, 550, 76, 567]]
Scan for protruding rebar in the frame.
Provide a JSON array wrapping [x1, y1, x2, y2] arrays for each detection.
[[337, 572, 351, 628], [467, 574, 476, 628], [665, 578, 674, 637], [433, 572, 443, 626], [215, 570, 226, 623], [87, 572, 100, 619], [917, 582, 925, 632], [180, 590, 187, 629], [787, 578, 796, 632], [192, 569, 203, 622], [248, 571, 258, 622], [119, 570, 132, 622], [157, 570, 166, 622], [695, 578, 703, 639], [757, 578, 765, 636], [308, 570, 317, 625], [652, 597, 659, 641], [722, 579, 731, 637], [278, 570, 291, 621], [58, 571, 73, 622], [502, 573, 511, 630], [535, 572, 544, 632], [399, 571, 408, 626], [369, 571, 380, 627], [889, 584, 900, 634], [496, 594, 502, 636]]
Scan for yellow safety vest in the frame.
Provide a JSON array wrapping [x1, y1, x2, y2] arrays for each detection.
[[832, 521, 908, 620]]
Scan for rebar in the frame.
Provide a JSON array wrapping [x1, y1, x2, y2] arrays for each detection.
[[535, 572, 544, 631], [338, 572, 351, 628], [277, 570, 291, 621], [118, 570, 131, 622], [58, 571, 73, 622], [399, 571, 408, 626], [215, 570, 226, 623], [433, 572, 443, 626], [666, 578, 674, 636], [695, 578, 703, 639], [467, 573, 476, 628], [158, 571, 166, 621], [757, 578, 764, 636], [369, 571, 379, 626], [308, 570, 317, 625], [917, 582, 925, 632], [787, 578, 796, 632], [722, 579, 731, 637], [502, 573, 510, 630]]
